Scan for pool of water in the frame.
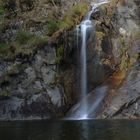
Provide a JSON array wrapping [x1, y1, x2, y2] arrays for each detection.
[[0, 120, 140, 140]]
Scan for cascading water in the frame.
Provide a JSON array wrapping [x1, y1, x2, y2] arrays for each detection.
[[80, 20, 92, 119], [66, 0, 110, 120]]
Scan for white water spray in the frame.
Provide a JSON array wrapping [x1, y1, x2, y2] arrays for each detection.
[[66, 0, 110, 120], [80, 20, 92, 117]]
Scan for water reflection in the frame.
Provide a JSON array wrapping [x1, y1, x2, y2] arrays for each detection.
[[0, 120, 140, 140], [80, 121, 90, 140]]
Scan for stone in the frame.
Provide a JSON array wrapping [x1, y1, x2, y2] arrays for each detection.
[[47, 87, 62, 107]]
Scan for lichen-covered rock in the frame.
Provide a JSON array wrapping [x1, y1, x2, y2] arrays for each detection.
[[0, 0, 140, 120], [0, 0, 90, 120], [96, 0, 140, 119]]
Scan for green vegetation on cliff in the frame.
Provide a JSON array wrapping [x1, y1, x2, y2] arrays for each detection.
[[0, 1, 88, 59], [47, 2, 89, 36]]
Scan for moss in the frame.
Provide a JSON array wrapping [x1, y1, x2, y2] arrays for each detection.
[[0, 43, 9, 50], [0, 90, 11, 100], [0, 4, 4, 15], [0, 90, 10, 97], [58, 2, 88, 30], [0, 43, 11, 58], [16, 30, 35, 44], [99, 3, 109, 12], [0, 63, 28, 89], [0, 1, 88, 60], [46, 19, 59, 36], [96, 31, 105, 41], [16, 29, 48, 45], [119, 37, 130, 70], [7, 63, 22, 76], [34, 89, 44, 95], [29, 35, 48, 46], [55, 45, 64, 64], [99, 0, 117, 19], [47, 1, 89, 37], [96, 31, 105, 51], [0, 29, 48, 59]]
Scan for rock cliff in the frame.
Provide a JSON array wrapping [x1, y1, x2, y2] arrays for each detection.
[[0, 0, 140, 120]]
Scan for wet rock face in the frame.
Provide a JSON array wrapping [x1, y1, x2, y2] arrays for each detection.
[[0, 0, 139, 120], [99, 64, 140, 119], [95, 0, 140, 119], [0, 0, 85, 120], [0, 93, 60, 120], [0, 44, 68, 120], [87, 32, 114, 91]]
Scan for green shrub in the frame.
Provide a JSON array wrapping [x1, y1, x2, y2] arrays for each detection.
[[46, 1, 89, 36], [47, 19, 59, 35], [16, 30, 48, 45], [0, 43, 9, 49], [0, 43, 10, 55], [16, 30, 35, 44], [0, 90, 11, 99], [56, 45, 64, 64], [0, 5, 4, 15], [0, 30, 48, 59], [58, 2, 88, 30]]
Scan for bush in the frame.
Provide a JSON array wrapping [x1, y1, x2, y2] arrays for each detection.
[[46, 1, 89, 36], [58, 2, 89, 30], [47, 19, 59, 36], [0, 43, 9, 55], [0, 90, 10, 100], [56, 45, 64, 64], [0, 5, 4, 15], [16, 30, 35, 44]]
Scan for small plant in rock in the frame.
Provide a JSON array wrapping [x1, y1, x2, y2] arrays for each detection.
[[0, 4, 5, 15], [0, 90, 11, 100], [46, 19, 59, 36], [16, 30, 35, 44], [56, 45, 64, 64]]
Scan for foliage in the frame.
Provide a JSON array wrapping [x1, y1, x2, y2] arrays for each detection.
[[0, 30, 48, 59], [58, 2, 88, 30], [96, 31, 105, 51], [119, 37, 130, 70], [46, 2, 89, 36], [16, 30, 35, 44], [0, 1, 88, 60], [55, 45, 64, 64], [46, 19, 59, 36], [0, 43, 10, 58], [96, 31, 105, 41], [0, 4, 4, 15], [16, 29, 48, 46], [0, 90, 10, 99]]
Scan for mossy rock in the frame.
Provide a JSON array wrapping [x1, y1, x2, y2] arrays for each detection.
[[96, 31, 105, 41], [55, 45, 64, 64], [49, 1, 89, 38], [0, 4, 5, 15], [0, 90, 11, 100], [0, 29, 48, 60], [58, 2, 89, 30], [96, 31, 105, 51]]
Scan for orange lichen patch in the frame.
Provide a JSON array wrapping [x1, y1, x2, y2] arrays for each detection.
[[101, 70, 126, 111], [107, 70, 126, 88]]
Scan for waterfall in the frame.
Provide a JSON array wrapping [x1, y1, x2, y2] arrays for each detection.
[[80, 20, 92, 119], [66, 0, 110, 120]]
